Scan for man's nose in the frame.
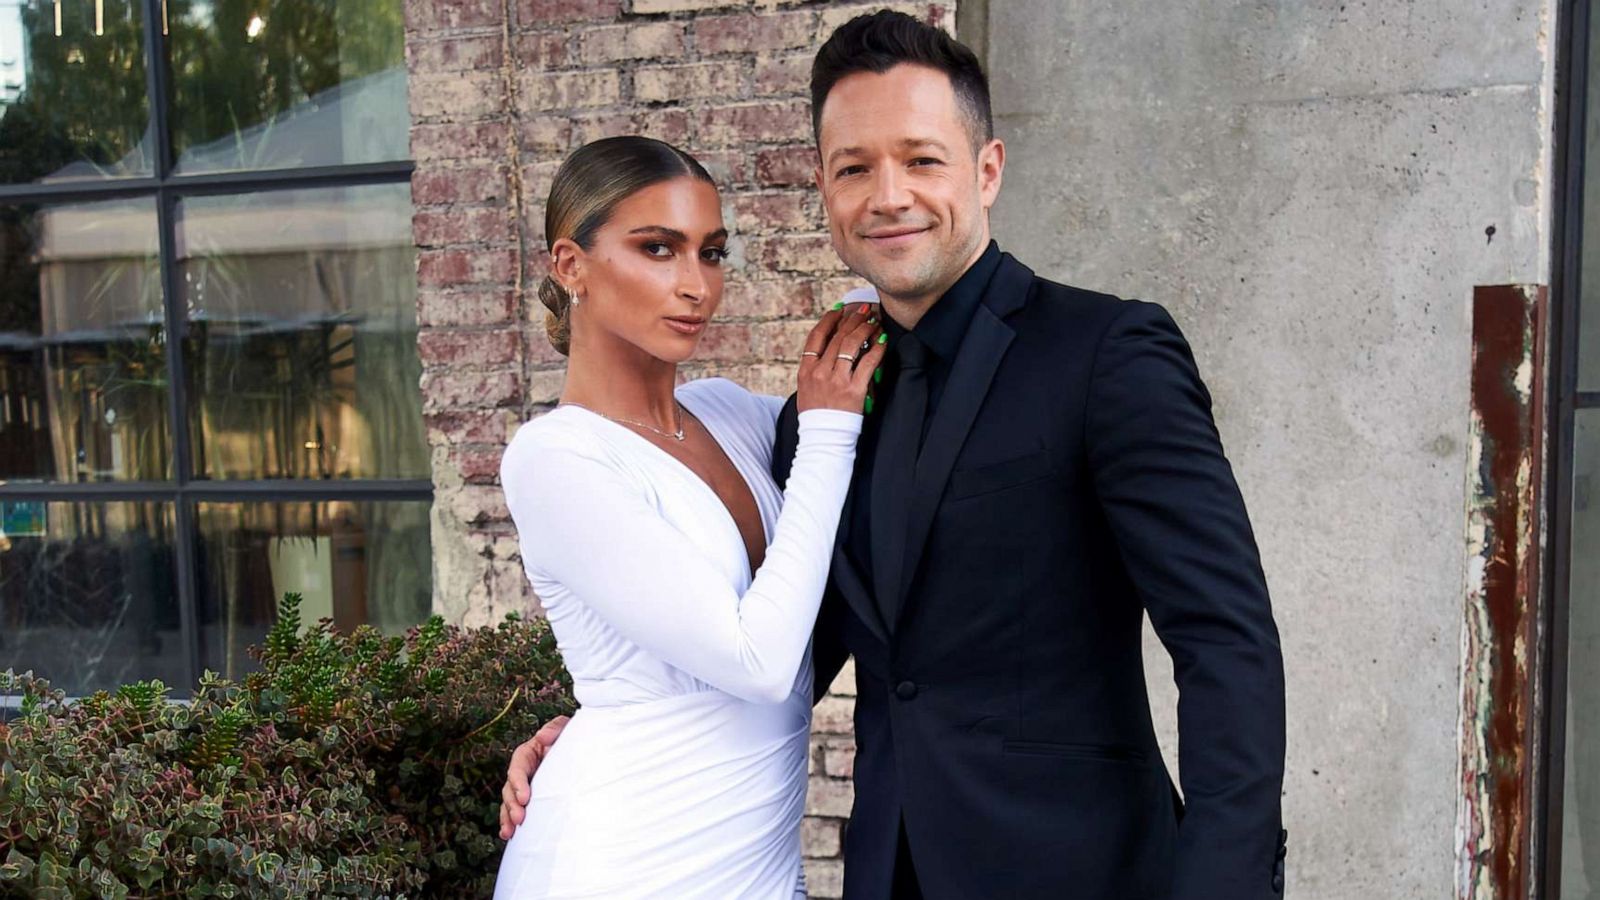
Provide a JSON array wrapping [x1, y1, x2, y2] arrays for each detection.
[[869, 168, 913, 215]]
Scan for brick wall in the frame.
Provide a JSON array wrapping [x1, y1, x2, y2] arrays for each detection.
[[404, 1, 952, 893]]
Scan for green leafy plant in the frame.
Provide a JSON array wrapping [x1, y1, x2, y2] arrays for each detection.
[[0, 593, 575, 898]]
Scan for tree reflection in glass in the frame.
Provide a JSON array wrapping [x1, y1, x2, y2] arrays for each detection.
[[0, 199, 170, 481], [0, 0, 153, 184], [167, 0, 408, 173], [177, 183, 426, 481]]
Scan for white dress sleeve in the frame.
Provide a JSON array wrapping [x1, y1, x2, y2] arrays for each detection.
[[502, 408, 862, 704]]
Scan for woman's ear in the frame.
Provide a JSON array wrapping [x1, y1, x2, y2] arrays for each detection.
[[550, 238, 585, 298]]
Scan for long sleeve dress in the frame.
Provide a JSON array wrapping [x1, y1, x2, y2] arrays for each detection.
[[492, 377, 862, 900]]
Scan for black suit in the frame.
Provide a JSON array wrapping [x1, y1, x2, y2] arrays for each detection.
[[774, 250, 1287, 900]]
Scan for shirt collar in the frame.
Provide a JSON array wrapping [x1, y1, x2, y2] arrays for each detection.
[[882, 240, 1002, 361]]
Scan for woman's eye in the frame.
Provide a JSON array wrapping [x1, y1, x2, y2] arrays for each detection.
[[702, 247, 729, 264], [644, 242, 673, 258]]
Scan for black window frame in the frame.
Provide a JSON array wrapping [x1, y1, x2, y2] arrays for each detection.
[[0, 0, 431, 695]]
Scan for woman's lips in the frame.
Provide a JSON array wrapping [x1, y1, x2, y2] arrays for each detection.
[[665, 317, 706, 336]]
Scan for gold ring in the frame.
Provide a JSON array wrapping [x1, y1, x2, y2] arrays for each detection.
[[802, 351, 821, 358], [838, 353, 856, 363]]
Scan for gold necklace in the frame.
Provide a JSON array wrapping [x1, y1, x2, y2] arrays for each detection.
[[561, 401, 686, 442]]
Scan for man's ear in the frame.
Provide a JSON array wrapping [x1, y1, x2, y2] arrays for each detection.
[[978, 137, 1005, 211]]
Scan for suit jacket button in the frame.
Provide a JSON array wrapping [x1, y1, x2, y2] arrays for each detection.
[[1272, 872, 1284, 893], [895, 681, 918, 700]]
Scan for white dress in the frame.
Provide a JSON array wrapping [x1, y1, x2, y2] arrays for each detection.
[[493, 377, 862, 900]]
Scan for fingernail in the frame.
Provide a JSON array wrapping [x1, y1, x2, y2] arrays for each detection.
[[831, 301, 844, 310], [867, 316, 877, 325], [877, 333, 888, 344], [859, 304, 871, 314], [873, 367, 882, 383], [864, 395, 875, 414]]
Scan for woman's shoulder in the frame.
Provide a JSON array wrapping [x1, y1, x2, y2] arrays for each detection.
[[500, 408, 618, 491]]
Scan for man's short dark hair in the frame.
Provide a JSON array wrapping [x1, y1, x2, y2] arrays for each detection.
[[810, 10, 994, 152]]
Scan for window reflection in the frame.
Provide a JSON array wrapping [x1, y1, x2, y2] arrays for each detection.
[[1564, 412, 1600, 897], [0, 0, 153, 184], [0, 501, 182, 696], [177, 184, 426, 480], [195, 499, 430, 679], [167, 0, 408, 174], [0, 199, 170, 481]]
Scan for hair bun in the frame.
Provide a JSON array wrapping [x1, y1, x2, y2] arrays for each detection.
[[537, 275, 571, 357]]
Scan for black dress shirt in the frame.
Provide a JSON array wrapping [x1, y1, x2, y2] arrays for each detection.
[[843, 240, 1003, 596]]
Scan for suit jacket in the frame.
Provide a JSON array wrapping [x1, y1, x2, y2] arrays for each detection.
[[773, 253, 1287, 900]]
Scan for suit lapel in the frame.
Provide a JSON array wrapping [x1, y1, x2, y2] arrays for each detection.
[[833, 471, 891, 645], [892, 255, 1034, 628]]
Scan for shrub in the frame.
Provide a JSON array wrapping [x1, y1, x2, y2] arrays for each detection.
[[0, 593, 576, 898]]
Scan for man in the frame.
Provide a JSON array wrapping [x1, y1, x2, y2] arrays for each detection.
[[502, 12, 1286, 900]]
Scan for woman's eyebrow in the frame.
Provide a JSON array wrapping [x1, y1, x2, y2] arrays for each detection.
[[628, 225, 729, 244]]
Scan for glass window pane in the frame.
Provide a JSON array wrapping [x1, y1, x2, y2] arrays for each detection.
[[177, 184, 426, 480], [0, 0, 154, 185], [1563, 410, 1600, 896], [0, 501, 182, 696], [166, 0, 408, 174], [194, 499, 431, 679], [0, 199, 171, 481]]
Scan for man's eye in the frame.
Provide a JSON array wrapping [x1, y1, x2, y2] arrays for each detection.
[[644, 243, 672, 257], [836, 166, 865, 178], [911, 157, 942, 167]]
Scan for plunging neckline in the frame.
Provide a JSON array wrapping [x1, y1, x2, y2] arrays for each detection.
[[559, 389, 771, 582]]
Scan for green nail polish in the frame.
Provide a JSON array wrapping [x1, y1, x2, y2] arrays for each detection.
[[873, 367, 883, 384], [864, 395, 875, 414], [831, 301, 844, 310], [877, 333, 888, 345]]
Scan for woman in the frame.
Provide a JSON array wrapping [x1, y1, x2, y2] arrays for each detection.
[[492, 136, 884, 899]]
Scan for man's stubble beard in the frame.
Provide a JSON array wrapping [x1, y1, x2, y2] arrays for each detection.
[[837, 222, 984, 307]]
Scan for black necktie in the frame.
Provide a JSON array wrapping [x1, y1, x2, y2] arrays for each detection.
[[870, 334, 929, 629]]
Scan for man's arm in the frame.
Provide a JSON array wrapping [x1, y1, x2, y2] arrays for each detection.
[[773, 392, 851, 704], [1084, 300, 1287, 900]]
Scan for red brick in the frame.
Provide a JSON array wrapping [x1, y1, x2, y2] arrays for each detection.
[[753, 52, 808, 96], [413, 165, 507, 206], [417, 248, 518, 287], [518, 116, 575, 153], [413, 207, 514, 247], [411, 121, 509, 161], [418, 330, 521, 368], [720, 278, 815, 318], [418, 289, 517, 327], [694, 150, 752, 188], [823, 741, 856, 777], [731, 191, 812, 233], [694, 11, 814, 54], [578, 22, 686, 63], [407, 35, 501, 73], [747, 234, 843, 276], [514, 30, 571, 67], [422, 369, 522, 411], [445, 484, 512, 525], [695, 322, 752, 362], [426, 410, 517, 446], [750, 319, 817, 360], [517, 69, 621, 111], [448, 445, 507, 484], [697, 100, 810, 147], [636, 108, 693, 145], [755, 146, 817, 186], [517, 0, 620, 26], [409, 71, 502, 121], [634, 61, 743, 104], [406, 0, 501, 32]]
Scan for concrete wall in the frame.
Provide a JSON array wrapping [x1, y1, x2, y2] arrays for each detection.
[[978, 1, 1555, 896]]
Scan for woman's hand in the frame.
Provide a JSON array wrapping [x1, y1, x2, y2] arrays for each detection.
[[796, 303, 886, 413]]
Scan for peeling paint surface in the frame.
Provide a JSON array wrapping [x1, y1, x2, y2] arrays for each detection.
[[1457, 284, 1548, 900]]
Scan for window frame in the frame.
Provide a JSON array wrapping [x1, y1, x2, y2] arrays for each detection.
[[0, 0, 431, 694]]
